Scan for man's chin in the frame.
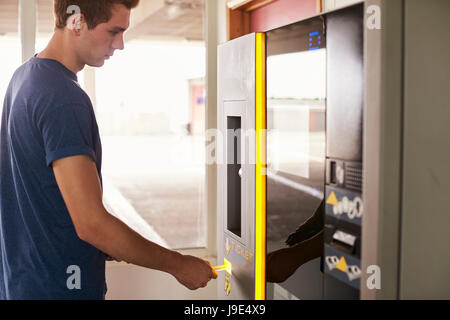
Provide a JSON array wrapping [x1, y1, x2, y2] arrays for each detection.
[[87, 60, 106, 68]]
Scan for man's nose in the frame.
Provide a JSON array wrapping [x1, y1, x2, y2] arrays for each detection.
[[113, 34, 125, 51]]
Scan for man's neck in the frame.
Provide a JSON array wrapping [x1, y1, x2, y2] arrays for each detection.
[[36, 30, 85, 75]]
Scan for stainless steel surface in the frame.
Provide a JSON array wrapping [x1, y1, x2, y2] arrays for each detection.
[[362, 0, 403, 300], [217, 33, 256, 299]]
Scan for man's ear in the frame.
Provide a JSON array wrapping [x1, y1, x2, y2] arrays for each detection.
[[67, 13, 84, 34]]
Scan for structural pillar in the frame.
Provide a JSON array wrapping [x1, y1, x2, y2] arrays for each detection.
[[19, 0, 37, 63]]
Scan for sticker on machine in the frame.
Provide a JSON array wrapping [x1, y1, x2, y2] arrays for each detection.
[[224, 275, 231, 296], [324, 245, 361, 289], [325, 187, 363, 225], [223, 236, 254, 264]]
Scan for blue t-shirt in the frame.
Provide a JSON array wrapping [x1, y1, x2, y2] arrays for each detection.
[[0, 56, 106, 299]]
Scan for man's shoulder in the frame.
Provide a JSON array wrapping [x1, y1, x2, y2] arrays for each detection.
[[18, 60, 92, 111], [19, 58, 90, 103]]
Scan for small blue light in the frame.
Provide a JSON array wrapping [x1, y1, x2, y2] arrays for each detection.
[[309, 38, 312, 41], [309, 31, 319, 36], [313, 187, 318, 197], [318, 36, 321, 40], [309, 43, 312, 47], [309, 46, 319, 51], [318, 41, 321, 45]]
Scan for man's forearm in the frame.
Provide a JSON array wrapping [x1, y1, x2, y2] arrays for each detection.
[[80, 208, 182, 276]]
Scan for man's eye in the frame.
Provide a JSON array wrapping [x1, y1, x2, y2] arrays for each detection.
[[109, 31, 118, 36]]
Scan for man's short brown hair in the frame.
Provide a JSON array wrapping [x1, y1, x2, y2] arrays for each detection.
[[54, 0, 140, 30]]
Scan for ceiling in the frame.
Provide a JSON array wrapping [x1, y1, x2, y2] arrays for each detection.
[[0, 0, 55, 36], [0, 0, 204, 41], [0, 0, 20, 35], [126, 0, 204, 41]]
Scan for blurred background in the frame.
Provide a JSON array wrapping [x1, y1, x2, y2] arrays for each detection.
[[0, 0, 207, 250]]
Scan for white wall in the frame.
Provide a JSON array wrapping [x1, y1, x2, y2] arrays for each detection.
[[400, 0, 450, 299]]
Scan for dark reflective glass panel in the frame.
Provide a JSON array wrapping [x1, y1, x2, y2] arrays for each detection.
[[266, 18, 326, 300]]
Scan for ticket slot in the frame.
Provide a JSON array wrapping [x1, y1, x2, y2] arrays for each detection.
[[325, 223, 360, 257]]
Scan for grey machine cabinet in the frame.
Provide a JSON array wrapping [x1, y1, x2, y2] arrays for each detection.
[[217, 3, 365, 300]]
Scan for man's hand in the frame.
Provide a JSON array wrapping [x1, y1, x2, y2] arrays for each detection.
[[172, 255, 217, 290]]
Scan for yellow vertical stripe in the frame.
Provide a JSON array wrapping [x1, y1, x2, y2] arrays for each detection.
[[255, 32, 266, 301]]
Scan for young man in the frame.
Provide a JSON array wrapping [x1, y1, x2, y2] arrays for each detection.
[[0, 0, 216, 300]]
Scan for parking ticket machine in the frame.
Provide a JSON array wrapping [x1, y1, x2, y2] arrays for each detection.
[[217, 3, 364, 300]]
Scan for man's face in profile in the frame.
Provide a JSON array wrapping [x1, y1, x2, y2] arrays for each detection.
[[77, 4, 130, 67]]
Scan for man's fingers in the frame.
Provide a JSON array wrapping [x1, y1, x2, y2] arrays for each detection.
[[205, 260, 218, 279], [178, 256, 218, 290]]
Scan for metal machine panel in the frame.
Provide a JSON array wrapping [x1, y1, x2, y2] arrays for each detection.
[[324, 4, 364, 299], [326, 5, 364, 162], [217, 33, 256, 300]]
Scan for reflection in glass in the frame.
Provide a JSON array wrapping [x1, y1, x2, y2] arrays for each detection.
[[266, 48, 326, 299]]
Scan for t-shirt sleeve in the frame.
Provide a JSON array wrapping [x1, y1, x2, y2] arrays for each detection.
[[39, 103, 96, 167]]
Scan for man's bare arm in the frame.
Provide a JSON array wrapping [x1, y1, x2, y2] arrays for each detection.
[[52, 155, 215, 290]]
